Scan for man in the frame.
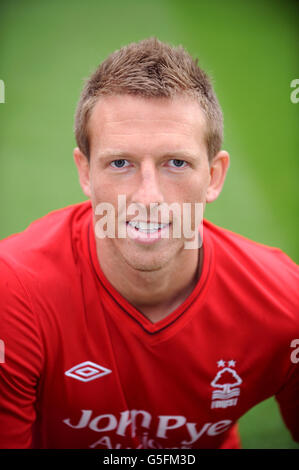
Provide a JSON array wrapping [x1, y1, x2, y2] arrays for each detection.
[[0, 38, 298, 449]]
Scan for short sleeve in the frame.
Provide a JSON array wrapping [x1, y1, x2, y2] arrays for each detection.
[[0, 259, 43, 448], [275, 357, 299, 443]]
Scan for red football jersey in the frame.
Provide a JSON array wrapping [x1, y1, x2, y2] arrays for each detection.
[[0, 201, 298, 449]]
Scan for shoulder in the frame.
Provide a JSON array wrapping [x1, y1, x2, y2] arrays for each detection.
[[204, 219, 299, 322], [0, 201, 92, 318], [204, 218, 298, 276], [0, 200, 92, 275], [0, 200, 92, 346]]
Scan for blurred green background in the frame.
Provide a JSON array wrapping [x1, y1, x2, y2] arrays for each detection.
[[0, 0, 298, 448]]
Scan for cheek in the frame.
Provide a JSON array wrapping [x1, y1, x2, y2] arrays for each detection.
[[89, 173, 115, 204], [193, 169, 211, 200], [175, 176, 209, 204]]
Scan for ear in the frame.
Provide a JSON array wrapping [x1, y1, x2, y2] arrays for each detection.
[[206, 150, 230, 203], [73, 147, 91, 198]]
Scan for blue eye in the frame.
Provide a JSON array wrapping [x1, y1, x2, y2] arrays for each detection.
[[111, 159, 128, 168], [169, 159, 187, 168]]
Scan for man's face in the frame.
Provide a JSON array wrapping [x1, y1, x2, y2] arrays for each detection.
[[77, 94, 226, 272]]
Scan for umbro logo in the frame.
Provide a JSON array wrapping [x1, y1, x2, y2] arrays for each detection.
[[65, 361, 112, 382]]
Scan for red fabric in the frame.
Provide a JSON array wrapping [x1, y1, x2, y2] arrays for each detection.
[[0, 201, 298, 449]]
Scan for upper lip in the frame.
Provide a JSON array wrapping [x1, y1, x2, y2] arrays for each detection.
[[126, 220, 171, 224]]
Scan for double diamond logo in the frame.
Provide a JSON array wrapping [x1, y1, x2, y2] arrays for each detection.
[[65, 361, 112, 382]]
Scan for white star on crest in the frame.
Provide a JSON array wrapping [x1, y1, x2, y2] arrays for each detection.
[[217, 360, 225, 367], [228, 360, 236, 367]]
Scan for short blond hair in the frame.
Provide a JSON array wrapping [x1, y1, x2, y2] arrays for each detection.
[[74, 38, 223, 162]]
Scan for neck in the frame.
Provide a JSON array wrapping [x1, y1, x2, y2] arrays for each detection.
[[96, 239, 203, 323]]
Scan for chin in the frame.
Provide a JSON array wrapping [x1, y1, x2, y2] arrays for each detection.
[[124, 255, 168, 272], [114, 239, 185, 272], [120, 247, 175, 272]]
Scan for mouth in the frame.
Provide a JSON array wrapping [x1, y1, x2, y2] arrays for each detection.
[[126, 220, 171, 243], [126, 221, 170, 233]]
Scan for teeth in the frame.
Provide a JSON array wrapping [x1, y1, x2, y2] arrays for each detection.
[[128, 221, 168, 232]]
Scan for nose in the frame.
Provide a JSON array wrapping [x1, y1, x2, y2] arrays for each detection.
[[130, 160, 164, 208]]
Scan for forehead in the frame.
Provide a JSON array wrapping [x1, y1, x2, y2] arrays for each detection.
[[87, 94, 208, 157]]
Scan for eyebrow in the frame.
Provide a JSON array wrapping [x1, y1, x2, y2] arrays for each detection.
[[96, 150, 131, 160], [96, 149, 199, 161]]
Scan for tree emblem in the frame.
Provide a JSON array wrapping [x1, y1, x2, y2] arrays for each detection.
[[211, 367, 242, 394]]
